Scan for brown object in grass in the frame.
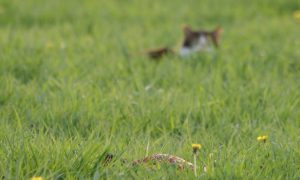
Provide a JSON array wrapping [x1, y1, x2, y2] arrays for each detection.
[[103, 153, 194, 170], [132, 153, 194, 170], [146, 47, 173, 60]]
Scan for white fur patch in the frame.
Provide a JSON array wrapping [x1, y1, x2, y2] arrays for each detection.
[[179, 47, 192, 56], [180, 36, 212, 57]]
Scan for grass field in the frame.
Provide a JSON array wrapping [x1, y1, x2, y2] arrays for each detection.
[[0, 0, 300, 179]]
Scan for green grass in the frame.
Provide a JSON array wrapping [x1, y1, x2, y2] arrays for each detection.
[[0, 0, 300, 179]]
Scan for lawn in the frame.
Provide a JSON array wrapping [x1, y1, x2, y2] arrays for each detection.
[[0, 0, 300, 179]]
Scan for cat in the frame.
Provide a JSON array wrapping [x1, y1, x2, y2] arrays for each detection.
[[138, 25, 222, 60], [180, 25, 223, 56]]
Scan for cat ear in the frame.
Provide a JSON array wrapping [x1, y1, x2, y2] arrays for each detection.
[[212, 26, 223, 48], [181, 24, 192, 35], [215, 26, 223, 34]]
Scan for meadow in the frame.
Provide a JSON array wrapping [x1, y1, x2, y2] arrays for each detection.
[[0, 0, 300, 179]]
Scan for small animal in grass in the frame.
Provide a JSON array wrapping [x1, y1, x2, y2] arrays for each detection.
[[130, 47, 173, 61], [145, 47, 174, 60], [180, 25, 223, 56], [103, 153, 194, 170]]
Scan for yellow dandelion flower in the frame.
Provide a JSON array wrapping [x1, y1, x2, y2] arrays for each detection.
[[294, 10, 300, 20], [31, 176, 43, 180], [191, 143, 201, 176], [45, 41, 54, 49], [257, 135, 268, 142], [192, 143, 201, 154]]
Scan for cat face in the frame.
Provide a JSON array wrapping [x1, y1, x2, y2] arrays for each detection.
[[180, 26, 222, 56]]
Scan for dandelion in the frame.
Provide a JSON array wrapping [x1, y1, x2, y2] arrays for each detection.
[[294, 10, 300, 20], [192, 143, 201, 176], [45, 41, 54, 49], [192, 144, 201, 154], [31, 176, 43, 180], [257, 135, 268, 143]]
